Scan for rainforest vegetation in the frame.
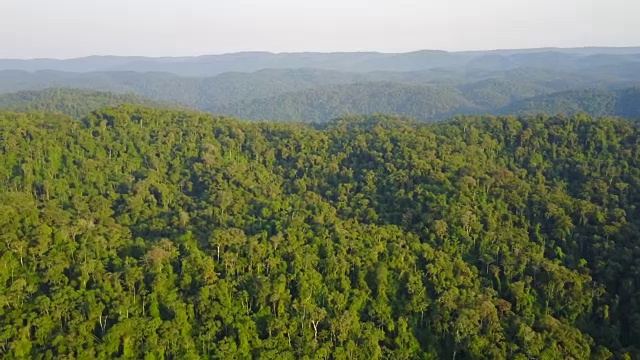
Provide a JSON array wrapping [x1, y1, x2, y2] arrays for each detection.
[[1, 104, 640, 359]]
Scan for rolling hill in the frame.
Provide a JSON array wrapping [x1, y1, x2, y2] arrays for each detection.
[[215, 82, 477, 122], [0, 88, 177, 117], [2, 106, 640, 357], [1, 48, 639, 122], [504, 87, 640, 118]]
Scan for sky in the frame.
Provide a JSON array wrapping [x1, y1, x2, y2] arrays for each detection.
[[0, 0, 638, 59]]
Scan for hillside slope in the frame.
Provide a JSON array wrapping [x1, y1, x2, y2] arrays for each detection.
[[0, 88, 177, 117], [1, 106, 639, 358], [505, 87, 640, 118], [216, 82, 478, 121]]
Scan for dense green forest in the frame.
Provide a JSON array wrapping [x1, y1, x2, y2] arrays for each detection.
[[215, 82, 477, 122], [0, 89, 173, 118], [216, 82, 640, 122], [2, 104, 640, 358], [503, 87, 640, 118], [2, 81, 639, 123]]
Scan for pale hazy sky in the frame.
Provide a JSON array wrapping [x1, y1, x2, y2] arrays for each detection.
[[0, 0, 638, 58]]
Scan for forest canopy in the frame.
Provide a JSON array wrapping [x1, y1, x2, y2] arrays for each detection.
[[1, 105, 639, 359]]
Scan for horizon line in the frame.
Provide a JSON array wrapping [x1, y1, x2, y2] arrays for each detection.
[[2, 45, 640, 61]]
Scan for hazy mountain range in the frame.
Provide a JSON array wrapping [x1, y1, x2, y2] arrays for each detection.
[[3, 47, 640, 76], [1, 47, 639, 121]]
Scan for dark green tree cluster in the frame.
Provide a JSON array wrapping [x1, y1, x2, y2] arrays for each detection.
[[1, 105, 639, 358], [0, 88, 175, 118]]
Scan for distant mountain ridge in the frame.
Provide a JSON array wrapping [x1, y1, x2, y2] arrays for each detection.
[[1, 47, 640, 122], [3, 47, 640, 76]]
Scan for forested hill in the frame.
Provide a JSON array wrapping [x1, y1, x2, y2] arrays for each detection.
[[2, 84, 639, 123], [0, 88, 175, 117], [1, 65, 640, 122], [2, 105, 640, 358], [503, 87, 640, 118], [0, 69, 363, 109], [217, 82, 640, 122], [215, 82, 478, 121]]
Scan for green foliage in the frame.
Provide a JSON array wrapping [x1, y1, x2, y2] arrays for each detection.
[[1, 106, 640, 358], [0, 88, 177, 117], [1, 63, 640, 123], [503, 87, 640, 118], [217, 82, 478, 122], [221, 83, 640, 122]]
